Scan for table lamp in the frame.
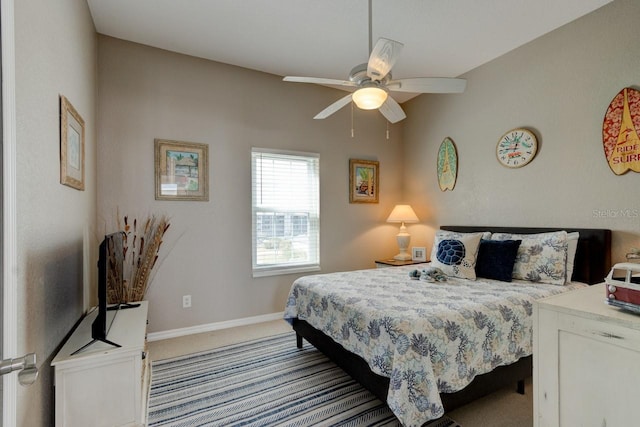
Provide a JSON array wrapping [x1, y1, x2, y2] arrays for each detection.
[[386, 204, 419, 260]]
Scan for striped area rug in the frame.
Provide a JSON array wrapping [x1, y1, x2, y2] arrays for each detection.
[[148, 332, 461, 427]]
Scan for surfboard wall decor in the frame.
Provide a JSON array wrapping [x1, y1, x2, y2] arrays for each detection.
[[602, 87, 640, 175], [437, 137, 458, 191]]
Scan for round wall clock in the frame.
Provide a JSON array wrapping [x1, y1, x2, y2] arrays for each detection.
[[496, 128, 538, 168]]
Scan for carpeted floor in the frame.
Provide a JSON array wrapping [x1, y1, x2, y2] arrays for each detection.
[[148, 332, 460, 427], [147, 319, 534, 427]]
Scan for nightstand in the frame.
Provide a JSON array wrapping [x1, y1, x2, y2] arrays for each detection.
[[374, 259, 428, 268]]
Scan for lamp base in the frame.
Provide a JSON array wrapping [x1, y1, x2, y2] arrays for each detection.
[[393, 252, 413, 261], [394, 229, 412, 261]]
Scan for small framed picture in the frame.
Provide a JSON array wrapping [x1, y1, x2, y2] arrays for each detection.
[[60, 95, 85, 191], [412, 247, 427, 262], [349, 159, 379, 204], [155, 139, 209, 201]]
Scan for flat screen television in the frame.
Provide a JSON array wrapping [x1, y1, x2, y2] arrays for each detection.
[[72, 231, 131, 355], [91, 231, 125, 348]]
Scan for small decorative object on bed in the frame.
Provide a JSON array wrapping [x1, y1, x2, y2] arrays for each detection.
[[437, 137, 458, 191], [349, 159, 379, 203], [60, 95, 85, 191], [387, 204, 419, 260], [602, 87, 640, 175], [420, 267, 447, 282], [155, 139, 209, 201], [496, 128, 538, 168]]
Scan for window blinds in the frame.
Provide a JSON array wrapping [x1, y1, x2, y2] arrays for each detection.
[[251, 148, 320, 276]]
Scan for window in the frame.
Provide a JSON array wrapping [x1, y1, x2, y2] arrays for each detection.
[[251, 148, 320, 276]]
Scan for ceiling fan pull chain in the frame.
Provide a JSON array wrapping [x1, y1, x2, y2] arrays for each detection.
[[351, 101, 355, 138], [386, 120, 390, 140]]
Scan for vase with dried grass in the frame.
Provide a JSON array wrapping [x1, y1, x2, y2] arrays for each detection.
[[107, 214, 170, 304]]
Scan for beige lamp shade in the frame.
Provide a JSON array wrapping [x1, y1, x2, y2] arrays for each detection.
[[386, 204, 419, 223], [386, 205, 419, 261]]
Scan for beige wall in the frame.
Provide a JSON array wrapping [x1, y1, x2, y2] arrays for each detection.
[[403, 0, 640, 265], [96, 36, 406, 333], [10, 0, 638, 424], [97, 0, 640, 336], [14, 0, 96, 425]]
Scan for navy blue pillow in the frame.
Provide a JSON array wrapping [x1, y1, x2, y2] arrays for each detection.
[[475, 239, 522, 282]]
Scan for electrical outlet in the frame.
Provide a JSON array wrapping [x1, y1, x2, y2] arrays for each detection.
[[182, 295, 192, 308]]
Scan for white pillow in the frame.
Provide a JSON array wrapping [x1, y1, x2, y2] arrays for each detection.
[[491, 231, 568, 285], [566, 232, 579, 283], [430, 231, 484, 280]]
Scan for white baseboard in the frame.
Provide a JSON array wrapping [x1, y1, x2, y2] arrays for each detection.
[[147, 311, 286, 342]]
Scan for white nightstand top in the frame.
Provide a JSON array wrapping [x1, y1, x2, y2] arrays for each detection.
[[537, 284, 640, 331]]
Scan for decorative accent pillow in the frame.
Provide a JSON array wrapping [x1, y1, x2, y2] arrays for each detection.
[[491, 231, 568, 285], [430, 231, 484, 280], [475, 239, 522, 282], [566, 232, 579, 283]]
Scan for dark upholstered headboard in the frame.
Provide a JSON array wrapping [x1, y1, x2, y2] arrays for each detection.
[[440, 226, 612, 285]]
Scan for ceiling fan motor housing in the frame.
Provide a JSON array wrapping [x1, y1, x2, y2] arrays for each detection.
[[349, 63, 391, 86]]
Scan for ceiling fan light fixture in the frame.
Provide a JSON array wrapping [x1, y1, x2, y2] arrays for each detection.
[[352, 86, 388, 110]]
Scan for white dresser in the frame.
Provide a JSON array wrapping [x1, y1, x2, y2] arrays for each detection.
[[533, 284, 640, 427], [51, 302, 149, 427]]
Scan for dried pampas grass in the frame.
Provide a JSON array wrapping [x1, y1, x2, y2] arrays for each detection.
[[107, 213, 170, 304]]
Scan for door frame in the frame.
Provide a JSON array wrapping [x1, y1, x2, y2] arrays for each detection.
[[2, 0, 19, 425]]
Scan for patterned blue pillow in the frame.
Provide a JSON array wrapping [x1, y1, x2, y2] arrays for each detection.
[[475, 239, 522, 282], [430, 231, 484, 280], [491, 231, 568, 285]]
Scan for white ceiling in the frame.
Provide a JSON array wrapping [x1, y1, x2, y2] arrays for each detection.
[[87, 0, 612, 103]]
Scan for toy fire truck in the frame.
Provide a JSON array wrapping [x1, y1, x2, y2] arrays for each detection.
[[605, 263, 640, 314]]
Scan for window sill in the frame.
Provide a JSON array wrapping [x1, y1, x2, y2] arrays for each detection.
[[252, 264, 320, 278]]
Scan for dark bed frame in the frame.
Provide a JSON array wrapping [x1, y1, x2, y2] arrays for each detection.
[[292, 226, 611, 413]]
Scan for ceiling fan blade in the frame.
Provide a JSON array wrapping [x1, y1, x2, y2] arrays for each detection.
[[387, 77, 467, 93], [378, 97, 406, 124], [314, 94, 353, 120], [367, 38, 404, 81], [283, 76, 357, 88]]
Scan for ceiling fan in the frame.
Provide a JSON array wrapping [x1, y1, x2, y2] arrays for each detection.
[[283, 0, 467, 124]]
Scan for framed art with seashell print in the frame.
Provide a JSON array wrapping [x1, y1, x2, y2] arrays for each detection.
[[60, 95, 85, 190], [155, 139, 209, 201]]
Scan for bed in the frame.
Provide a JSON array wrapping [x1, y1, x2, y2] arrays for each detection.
[[284, 226, 611, 426]]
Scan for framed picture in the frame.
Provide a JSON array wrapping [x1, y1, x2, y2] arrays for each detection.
[[155, 139, 209, 201], [60, 95, 85, 190], [349, 159, 379, 203], [412, 247, 427, 262]]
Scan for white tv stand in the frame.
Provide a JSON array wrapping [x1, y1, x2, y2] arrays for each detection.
[[51, 301, 149, 427]]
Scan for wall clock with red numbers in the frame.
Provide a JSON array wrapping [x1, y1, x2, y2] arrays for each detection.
[[496, 128, 538, 168]]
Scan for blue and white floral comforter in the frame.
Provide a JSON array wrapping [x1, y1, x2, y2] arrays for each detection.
[[283, 264, 586, 426]]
